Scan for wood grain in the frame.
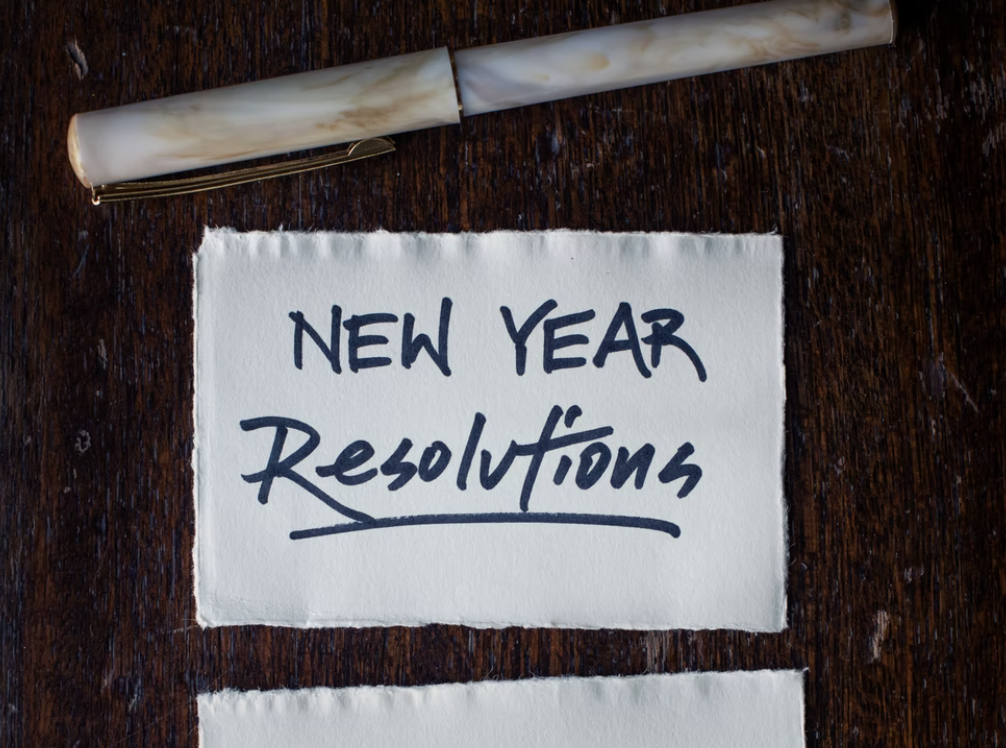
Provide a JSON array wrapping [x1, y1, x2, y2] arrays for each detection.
[[1, 0, 1004, 745]]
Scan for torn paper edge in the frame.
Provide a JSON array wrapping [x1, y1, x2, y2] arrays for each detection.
[[197, 670, 805, 748], [191, 229, 787, 631]]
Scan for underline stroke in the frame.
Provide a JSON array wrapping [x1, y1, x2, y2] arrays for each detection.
[[290, 512, 681, 540]]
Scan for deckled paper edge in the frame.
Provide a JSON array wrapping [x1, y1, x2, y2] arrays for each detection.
[[192, 228, 208, 627], [195, 669, 806, 704], [197, 670, 805, 748], [778, 241, 788, 633], [193, 226, 235, 628], [191, 229, 787, 632]]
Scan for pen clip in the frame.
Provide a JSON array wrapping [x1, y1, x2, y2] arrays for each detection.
[[90, 137, 396, 205]]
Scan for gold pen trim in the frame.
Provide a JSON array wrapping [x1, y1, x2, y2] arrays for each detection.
[[90, 137, 396, 205]]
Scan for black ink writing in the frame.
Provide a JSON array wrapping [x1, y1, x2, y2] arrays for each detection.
[[343, 312, 397, 372], [290, 306, 342, 373], [290, 298, 454, 375], [544, 310, 595, 373], [592, 301, 651, 377], [641, 309, 708, 381], [402, 297, 452, 376], [500, 301, 705, 380], [239, 406, 701, 540], [500, 300, 557, 375]]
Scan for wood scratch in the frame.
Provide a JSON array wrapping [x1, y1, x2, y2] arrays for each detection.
[[868, 610, 890, 662], [644, 631, 667, 673], [947, 370, 980, 413], [982, 122, 1006, 157], [66, 39, 88, 79]]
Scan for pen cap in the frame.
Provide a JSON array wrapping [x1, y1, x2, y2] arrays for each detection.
[[68, 48, 461, 188], [454, 0, 896, 116]]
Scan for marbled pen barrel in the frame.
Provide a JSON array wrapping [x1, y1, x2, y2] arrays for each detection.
[[455, 0, 895, 115], [68, 0, 895, 188], [68, 48, 461, 187]]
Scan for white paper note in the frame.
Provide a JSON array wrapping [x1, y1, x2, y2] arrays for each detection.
[[194, 230, 785, 629], [198, 671, 805, 748]]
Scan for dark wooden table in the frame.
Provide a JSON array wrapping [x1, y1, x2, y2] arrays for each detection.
[[2, 0, 1003, 745]]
